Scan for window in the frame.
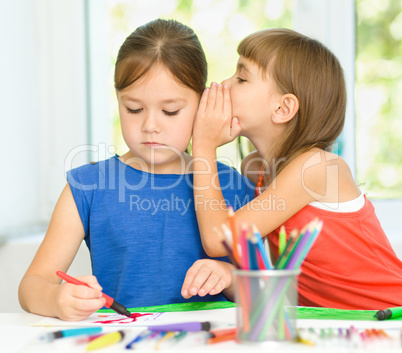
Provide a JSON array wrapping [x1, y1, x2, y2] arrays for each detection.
[[356, 0, 402, 199]]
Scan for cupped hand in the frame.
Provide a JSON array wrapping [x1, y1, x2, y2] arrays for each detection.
[[192, 82, 241, 151], [181, 259, 234, 299], [52, 275, 106, 321]]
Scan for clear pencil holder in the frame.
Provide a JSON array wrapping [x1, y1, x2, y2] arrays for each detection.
[[233, 269, 300, 344]]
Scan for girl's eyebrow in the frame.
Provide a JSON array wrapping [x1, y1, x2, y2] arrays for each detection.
[[160, 98, 187, 104], [237, 62, 250, 74], [120, 96, 186, 104]]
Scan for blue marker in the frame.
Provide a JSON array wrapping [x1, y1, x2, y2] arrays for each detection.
[[40, 327, 103, 342]]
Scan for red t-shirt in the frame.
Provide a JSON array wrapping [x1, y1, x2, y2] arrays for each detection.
[[267, 196, 402, 310]]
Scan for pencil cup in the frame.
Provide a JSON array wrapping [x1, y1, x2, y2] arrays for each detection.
[[233, 269, 300, 344]]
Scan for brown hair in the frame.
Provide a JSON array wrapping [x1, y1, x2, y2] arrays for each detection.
[[114, 19, 207, 94], [238, 28, 347, 178]]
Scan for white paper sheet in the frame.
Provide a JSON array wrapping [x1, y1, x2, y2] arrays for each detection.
[[33, 308, 236, 328]]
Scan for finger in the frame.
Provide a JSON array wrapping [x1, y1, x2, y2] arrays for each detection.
[[57, 293, 106, 321], [181, 261, 204, 298], [223, 85, 232, 118], [76, 275, 103, 291], [187, 264, 216, 297], [198, 87, 210, 113], [198, 272, 221, 297], [209, 278, 228, 296], [206, 82, 217, 111], [68, 283, 103, 300], [70, 296, 106, 314], [215, 84, 224, 111]]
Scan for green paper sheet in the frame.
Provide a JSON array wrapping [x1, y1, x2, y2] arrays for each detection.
[[296, 307, 378, 321], [99, 302, 402, 321], [98, 301, 237, 313]]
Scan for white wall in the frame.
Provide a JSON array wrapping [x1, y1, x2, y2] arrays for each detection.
[[0, 0, 110, 237], [0, 234, 92, 313], [0, 0, 107, 312], [0, 0, 88, 237], [0, 0, 41, 235]]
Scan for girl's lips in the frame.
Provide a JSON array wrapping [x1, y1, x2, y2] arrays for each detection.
[[143, 142, 164, 147]]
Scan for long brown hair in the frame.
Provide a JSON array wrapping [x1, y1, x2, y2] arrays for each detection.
[[238, 28, 347, 178], [114, 19, 207, 95]]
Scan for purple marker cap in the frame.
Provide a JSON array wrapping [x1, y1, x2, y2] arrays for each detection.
[[148, 321, 211, 332]]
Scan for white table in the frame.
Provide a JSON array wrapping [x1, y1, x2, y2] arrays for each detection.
[[1, 310, 401, 352]]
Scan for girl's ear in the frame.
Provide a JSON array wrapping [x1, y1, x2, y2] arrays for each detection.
[[272, 93, 299, 124]]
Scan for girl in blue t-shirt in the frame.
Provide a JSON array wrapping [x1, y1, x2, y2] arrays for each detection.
[[19, 19, 254, 321]]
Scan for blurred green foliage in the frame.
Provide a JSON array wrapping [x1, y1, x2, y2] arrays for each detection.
[[356, 0, 402, 198]]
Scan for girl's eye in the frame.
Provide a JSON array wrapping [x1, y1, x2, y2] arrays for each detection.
[[163, 110, 180, 116], [126, 107, 142, 114], [236, 77, 246, 83]]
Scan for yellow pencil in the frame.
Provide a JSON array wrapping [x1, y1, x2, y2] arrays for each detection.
[[86, 330, 125, 351], [154, 331, 175, 350]]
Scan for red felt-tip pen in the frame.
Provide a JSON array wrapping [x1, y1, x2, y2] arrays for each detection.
[[56, 271, 131, 318]]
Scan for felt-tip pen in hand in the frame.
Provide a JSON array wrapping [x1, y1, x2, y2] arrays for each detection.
[[56, 271, 131, 318], [374, 306, 402, 320]]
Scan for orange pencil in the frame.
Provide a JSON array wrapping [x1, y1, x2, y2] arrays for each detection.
[[228, 206, 240, 264]]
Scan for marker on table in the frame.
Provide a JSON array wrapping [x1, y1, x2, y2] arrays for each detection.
[[86, 330, 126, 351], [374, 306, 402, 320], [148, 321, 211, 332], [56, 271, 131, 318], [207, 328, 237, 344], [40, 327, 103, 342]]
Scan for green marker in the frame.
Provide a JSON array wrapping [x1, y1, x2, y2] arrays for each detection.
[[374, 306, 402, 320]]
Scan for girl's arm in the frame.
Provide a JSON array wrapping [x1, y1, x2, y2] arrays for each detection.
[[192, 84, 321, 257], [18, 183, 106, 321]]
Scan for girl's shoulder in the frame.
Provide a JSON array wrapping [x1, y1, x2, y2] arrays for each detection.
[[286, 148, 359, 203], [290, 148, 351, 175], [67, 157, 114, 190]]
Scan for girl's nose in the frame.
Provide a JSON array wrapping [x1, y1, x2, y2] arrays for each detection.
[[221, 77, 230, 87], [142, 113, 160, 133]]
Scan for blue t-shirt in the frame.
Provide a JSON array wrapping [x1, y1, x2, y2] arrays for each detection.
[[67, 155, 254, 308]]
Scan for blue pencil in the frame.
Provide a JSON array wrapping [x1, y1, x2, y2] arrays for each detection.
[[247, 233, 259, 270], [252, 224, 272, 269]]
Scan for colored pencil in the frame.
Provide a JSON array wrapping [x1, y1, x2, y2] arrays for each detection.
[[239, 223, 250, 270], [226, 215, 323, 343], [252, 224, 272, 269]]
